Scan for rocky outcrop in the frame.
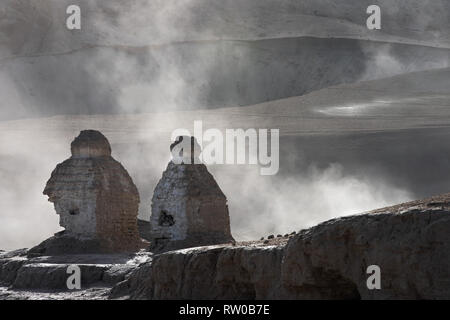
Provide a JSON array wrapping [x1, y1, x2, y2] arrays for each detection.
[[111, 194, 450, 300], [0, 250, 28, 287], [0, 251, 152, 292], [110, 245, 286, 300], [282, 210, 450, 299], [149, 137, 234, 252], [3, 194, 450, 300], [29, 130, 147, 256]]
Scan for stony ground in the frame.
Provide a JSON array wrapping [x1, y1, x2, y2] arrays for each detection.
[[0, 287, 110, 300], [2, 192, 450, 300], [0, 251, 152, 300]]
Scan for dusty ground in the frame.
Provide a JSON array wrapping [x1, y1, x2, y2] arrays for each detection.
[[1, 67, 450, 250]]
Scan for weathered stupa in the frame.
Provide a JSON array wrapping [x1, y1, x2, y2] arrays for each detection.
[[150, 136, 234, 252], [29, 130, 147, 256]]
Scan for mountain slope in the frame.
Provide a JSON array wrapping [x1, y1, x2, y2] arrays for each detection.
[[1, 0, 449, 120]]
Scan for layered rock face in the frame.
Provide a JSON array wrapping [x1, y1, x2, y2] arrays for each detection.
[[149, 136, 234, 252], [0, 250, 153, 300], [111, 194, 450, 300], [29, 130, 147, 256]]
